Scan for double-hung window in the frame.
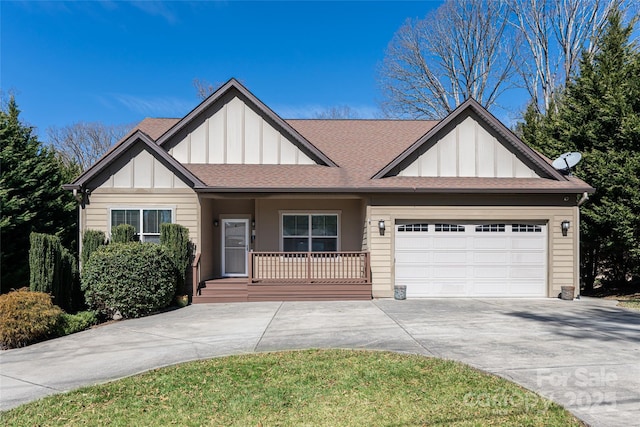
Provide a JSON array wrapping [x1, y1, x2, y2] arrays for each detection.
[[282, 214, 338, 252], [110, 208, 172, 243]]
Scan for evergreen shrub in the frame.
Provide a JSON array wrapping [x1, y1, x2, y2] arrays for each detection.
[[110, 224, 136, 243], [160, 223, 192, 294], [82, 243, 176, 318], [0, 288, 63, 349], [81, 229, 106, 266]]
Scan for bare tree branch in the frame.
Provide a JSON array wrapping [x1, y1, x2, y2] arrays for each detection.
[[47, 122, 134, 170], [378, 0, 517, 119], [313, 105, 360, 119], [509, 0, 621, 114]]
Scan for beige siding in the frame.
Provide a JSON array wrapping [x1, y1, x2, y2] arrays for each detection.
[[168, 95, 316, 165], [368, 205, 578, 298], [82, 188, 200, 252], [398, 116, 540, 178]]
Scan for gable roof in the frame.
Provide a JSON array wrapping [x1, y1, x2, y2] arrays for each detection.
[[372, 98, 566, 180], [155, 78, 337, 167], [63, 130, 204, 190], [65, 83, 593, 195]]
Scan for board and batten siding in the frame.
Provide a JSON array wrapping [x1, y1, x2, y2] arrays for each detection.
[[82, 189, 200, 252], [168, 96, 315, 165], [368, 205, 578, 298], [398, 116, 540, 178]]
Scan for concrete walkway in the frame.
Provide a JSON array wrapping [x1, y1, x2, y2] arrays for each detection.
[[1, 298, 639, 426]]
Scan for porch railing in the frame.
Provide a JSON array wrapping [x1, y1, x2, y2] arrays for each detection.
[[192, 252, 201, 296], [249, 251, 370, 284]]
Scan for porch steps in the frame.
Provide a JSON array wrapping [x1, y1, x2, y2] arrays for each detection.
[[193, 278, 372, 303], [193, 279, 248, 303]]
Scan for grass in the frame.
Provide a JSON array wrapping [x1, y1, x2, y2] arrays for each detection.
[[1, 350, 582, 427], [618, 299, 640, 311]]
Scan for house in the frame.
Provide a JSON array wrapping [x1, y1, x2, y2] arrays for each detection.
[[64, 78, 594, 303]]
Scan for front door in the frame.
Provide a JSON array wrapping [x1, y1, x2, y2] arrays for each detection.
[[222, 219, 249, 277]]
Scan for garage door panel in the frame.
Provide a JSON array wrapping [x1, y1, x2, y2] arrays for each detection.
[[433, 251, 468, 263], [433, 266, 469, 278], [474, 266, 509, 279], [395, 222, 546, 297], [434, 237, 468, 249], [474, 252, 509, 263], [473, 237, 509, 249], [510, 252, 545, 264]]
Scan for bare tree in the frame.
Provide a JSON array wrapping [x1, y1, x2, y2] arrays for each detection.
[[193, 78, 222, 100], [47, 122, 134, 170], [509, 0, 621, 114], [313, 105, 360, 119], [379, 0, 518, 119]]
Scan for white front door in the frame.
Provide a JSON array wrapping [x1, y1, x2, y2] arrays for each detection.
[[222, 219, 249, 277]]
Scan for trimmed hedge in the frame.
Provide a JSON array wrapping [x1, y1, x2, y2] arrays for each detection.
[[57, 311, 98, 336], [110, 224, 136, 243], [160, 223, 192, 295], [82, 243, 176, 318], [81, 229, 106, 266], [29, 233, 80, 311], [0, 288, 63, 349]]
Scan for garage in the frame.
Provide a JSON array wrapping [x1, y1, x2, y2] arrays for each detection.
[[395, 222, 547, 297]]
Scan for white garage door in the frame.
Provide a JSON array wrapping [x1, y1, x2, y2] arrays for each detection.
[[395, 222, 547, 297]]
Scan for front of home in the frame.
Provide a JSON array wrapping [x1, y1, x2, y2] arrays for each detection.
[[65, 79, 594, 302]]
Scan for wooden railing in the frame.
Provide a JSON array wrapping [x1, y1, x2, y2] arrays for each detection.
[[249, 251, 370, 284], [192, 252, 201, 296]]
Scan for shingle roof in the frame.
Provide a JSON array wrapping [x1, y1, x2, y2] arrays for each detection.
[[120, 117, 592, 194]]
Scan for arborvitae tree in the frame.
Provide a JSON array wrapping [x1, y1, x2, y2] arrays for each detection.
[[1, 97, 79, 292], [110, 224, 136, 243], [160, 223, 193, 295], [81, 230, 106, 266], [520, 10, 640, 290]]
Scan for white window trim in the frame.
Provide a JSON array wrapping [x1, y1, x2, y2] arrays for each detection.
[[108, 206, 175, 242], [279, 211, 341, 252]]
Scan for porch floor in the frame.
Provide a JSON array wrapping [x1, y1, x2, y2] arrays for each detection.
[[193, 278, 372, 303]]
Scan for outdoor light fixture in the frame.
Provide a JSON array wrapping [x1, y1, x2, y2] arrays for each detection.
[[561, 220, 570, 236], [378, 219, 386, 236], [251, 220, 255, 228], [213, 219, 219, 227]]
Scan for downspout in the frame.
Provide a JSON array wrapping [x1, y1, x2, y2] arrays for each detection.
[[575, 192, 589, 299]]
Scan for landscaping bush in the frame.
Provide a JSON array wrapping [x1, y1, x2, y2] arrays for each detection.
[[110, 224, 136, 243], [160, 223, 193, 294], [57, 311, 98, 336], [29, 232, 79, 311], [81, 229, 106, 266], [82, 243, 177, 318], [0, 288, 63, 349]]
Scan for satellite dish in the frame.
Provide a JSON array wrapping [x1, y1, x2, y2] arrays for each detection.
[[552, 152, 582, 175]]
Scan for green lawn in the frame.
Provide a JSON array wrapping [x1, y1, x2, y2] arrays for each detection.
[[618, 299, 640, 310], [2, 350, 582, 426]]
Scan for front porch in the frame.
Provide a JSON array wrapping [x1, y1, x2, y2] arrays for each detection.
[[192, 251, 372, 303]]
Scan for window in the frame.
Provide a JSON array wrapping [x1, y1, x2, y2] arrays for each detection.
[[397, 223, 429, 232], [435, 223, 465, 232], [475, 224, 506, 232], [282, 214, 338, 252], [111, 209, 172, 242], [512, 224, 542, 233]]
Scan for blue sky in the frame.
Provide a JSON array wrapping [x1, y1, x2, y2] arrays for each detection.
[[2, 1, 446, 140]]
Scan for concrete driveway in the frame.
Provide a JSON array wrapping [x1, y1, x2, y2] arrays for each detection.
[[1, 298, 639, 427]]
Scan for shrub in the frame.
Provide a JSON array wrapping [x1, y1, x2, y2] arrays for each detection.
[[57, 311, 98, 336], [82, 243, 177, 318], [110, 224, 136, 243], [160, 223, 193, 294], [29, 233, 79, 311], [29, 233, 59, 294], [81, 229, 106, 266], [0, 288, 63, 349]]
